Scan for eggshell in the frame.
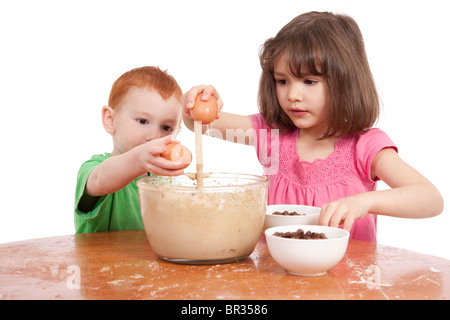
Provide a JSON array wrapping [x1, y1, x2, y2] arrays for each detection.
[[191, 95, 218, 124], [161, 143, 192, 169]]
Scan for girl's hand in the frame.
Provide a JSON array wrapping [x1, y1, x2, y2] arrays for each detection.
[[136, 135, 187, 176], [318, 195, 370, 232], [182, 85, 223, 119]]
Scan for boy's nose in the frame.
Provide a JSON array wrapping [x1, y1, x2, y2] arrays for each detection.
[[145, 127, 160, 141]]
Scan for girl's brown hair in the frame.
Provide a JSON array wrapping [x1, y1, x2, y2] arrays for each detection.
[[108, 66, 182, 109], [258, 11, 379, 139]]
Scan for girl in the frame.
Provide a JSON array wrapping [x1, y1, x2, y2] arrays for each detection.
[[182, 11, 443, 242]]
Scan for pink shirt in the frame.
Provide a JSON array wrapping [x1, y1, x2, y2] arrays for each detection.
[[250, 113, 397, 242]]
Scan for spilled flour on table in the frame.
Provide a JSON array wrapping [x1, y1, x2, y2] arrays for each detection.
[[407, 274, 440, 286], [107, 279, 125, 285], [345, 258, 392, 289]]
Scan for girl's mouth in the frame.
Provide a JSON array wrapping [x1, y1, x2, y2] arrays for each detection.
[[290, 109, 308, 117]]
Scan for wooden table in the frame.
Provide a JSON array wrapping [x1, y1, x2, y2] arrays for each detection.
[[0, 230, 448, 300]]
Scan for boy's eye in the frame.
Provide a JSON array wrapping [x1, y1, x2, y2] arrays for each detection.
[[161, 125, 173, 132], [137, 119, 148, 125]]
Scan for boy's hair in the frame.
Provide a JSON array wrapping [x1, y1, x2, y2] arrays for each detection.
[[108, 66, 183, 109], [258, 11, 379, 139]]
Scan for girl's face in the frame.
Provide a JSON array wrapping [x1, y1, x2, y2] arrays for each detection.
[[108, 86, 182, 156], [274, 56, 330, 138]]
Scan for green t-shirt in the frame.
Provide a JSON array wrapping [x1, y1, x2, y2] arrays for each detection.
[[74, 153, 144, 233]]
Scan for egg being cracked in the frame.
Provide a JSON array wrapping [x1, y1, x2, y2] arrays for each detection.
[[191, 94, 218, 124], [161, 143, 192, 169]]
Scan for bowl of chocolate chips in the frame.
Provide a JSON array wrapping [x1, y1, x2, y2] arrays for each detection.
[[263, 205, 320, 231], [265, 225, 349, 276]]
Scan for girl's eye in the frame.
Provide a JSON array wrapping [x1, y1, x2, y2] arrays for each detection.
[[305, 79, 318, 85], [137, 118, 148, 125], [275, 79, 288, 85]]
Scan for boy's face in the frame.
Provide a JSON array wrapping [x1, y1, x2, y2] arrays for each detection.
[[107, 86, 182, 156]]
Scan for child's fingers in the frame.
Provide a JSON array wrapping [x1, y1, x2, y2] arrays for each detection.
[[320, 202, 358, 232], [199, 86, 224, 117], [318, 203, 333, 227], [199, 85, 216, 99], [164, 134, 180, 145], [319, 202, 344, 228], [184, 85, 221, 108], [147, 165, 185, 177], [143, 148, 185, 173], [329, 209, 346, 228], [145, 136, 180, 156], [184, 86, 207, 108], [342, 215, 356, 232]]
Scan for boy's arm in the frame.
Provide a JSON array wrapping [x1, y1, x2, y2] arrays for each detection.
[[85, 136, 185, 197], [85, 150, 145, 197]]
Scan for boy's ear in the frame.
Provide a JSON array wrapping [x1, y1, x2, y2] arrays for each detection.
[[102, 105, 115, 134]]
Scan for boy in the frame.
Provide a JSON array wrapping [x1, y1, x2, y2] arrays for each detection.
[[74, 66, 187, 233]]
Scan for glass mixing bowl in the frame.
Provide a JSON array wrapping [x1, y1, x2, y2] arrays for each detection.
[[137, 173, 268, 264]]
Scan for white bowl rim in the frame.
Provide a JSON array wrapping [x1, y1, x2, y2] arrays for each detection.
[[265, 224, 350, 242], [265, 204, 320, 216]]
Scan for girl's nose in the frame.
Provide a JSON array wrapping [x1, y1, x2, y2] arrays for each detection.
[[288, 83, 304, 103]]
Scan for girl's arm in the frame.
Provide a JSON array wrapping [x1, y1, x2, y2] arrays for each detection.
[[182, 86, 254, 145], [85, 135, 186, 197], [319, 148, 444, 231]]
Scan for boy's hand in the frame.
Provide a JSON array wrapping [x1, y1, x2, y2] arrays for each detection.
[[85, 135, 188, 197], [182, 85, 223, 119], [137, 135, 188, 176]]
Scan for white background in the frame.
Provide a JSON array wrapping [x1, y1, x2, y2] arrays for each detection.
[[0, 0, 448, 260]]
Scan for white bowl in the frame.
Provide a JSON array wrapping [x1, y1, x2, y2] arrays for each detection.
[[263, 205, 320, 231], [265, 225, 350, 276]]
